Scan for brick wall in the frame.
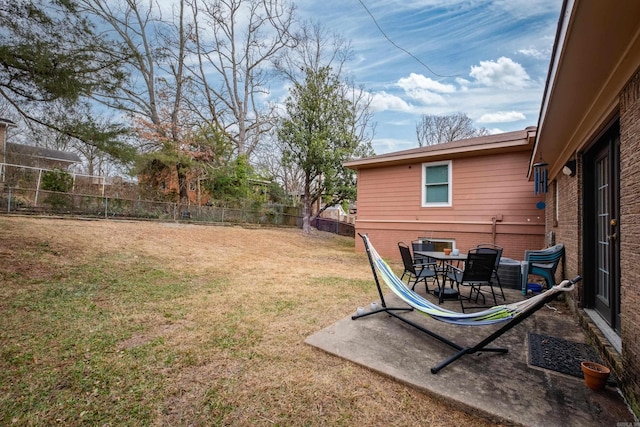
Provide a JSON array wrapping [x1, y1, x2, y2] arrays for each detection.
[[535, 68, 640, 416], [619, 67, 640, 415], [546, 173, 583, 303], [354, 226, 543, 263]]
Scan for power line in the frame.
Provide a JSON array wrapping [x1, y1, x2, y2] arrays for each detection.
[[356, 0, 462, 78]]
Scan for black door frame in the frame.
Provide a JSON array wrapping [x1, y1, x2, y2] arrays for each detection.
[[582, 119, 621, 333]]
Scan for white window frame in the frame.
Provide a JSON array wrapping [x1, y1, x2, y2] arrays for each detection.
[[421, 238, 456, 252], [421, 160, 452, 207]]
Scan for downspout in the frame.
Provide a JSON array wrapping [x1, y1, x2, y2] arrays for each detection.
[[492, 216, 497, 244], [492, 213, 503, 244]]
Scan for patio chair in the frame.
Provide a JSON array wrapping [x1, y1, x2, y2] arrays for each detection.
[[411, 240, 437, 266], [353, 234, 581, 373], [398, 242, 439, 294], [476, 243, 505, 300], [523, 244, 565, 293], [446, 248, 498, 312]]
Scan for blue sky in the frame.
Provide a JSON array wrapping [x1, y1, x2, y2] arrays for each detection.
[[295, 0, 563, 154]]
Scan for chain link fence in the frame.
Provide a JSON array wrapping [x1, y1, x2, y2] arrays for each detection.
[[0, 162, 354, 232], [0, 186, 303, 227], [311, 217, 355, 237]]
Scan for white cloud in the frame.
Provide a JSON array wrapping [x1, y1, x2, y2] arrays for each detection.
[[394, 73, 456, 105], [518, 48, 548, 59], [455, 77, 471, 91], [397, 73, 457, 93], [487, 127, 506, 135], [477, 111, 526, 123], [370, 91, 412, 112], [492, 0, 561, 19], [405, 89, 448, 105], [372, 137, 417, 154], [469, 57, 530, 89]]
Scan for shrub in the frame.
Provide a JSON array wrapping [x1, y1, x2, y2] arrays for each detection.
[[41, 169, 74, 210]]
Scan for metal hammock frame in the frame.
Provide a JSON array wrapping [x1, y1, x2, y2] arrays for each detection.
[[353, 233, 581, 373]]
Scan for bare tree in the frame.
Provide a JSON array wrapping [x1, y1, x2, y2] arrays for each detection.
[[252, 132, 304, 197], [81, 0, 198, 208], [274, 20, 350, 80], [266, 20, 374, 211], [277, 21, 376, 152], [188, 0, 296, 158], [416, 113, 489, 147]]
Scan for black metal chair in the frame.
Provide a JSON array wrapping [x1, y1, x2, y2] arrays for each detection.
[[398, 242, 440, 294], [446, 249, 498, 312], [411, 240, 437, 266], [476, 243, 505, 300]]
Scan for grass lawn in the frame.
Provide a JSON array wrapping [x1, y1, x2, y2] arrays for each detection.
[[0, 216, 493, 426]]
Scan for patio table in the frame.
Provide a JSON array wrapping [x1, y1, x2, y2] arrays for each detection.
[[414, 251, 467, 302]]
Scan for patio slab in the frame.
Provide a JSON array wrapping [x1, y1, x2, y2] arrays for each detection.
[[305, 288, 637, 426]]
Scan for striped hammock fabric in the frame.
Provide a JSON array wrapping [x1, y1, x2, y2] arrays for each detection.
[[364, 235, 575, 326]]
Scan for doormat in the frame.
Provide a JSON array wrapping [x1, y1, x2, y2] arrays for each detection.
[[528, 332, 616, 384]]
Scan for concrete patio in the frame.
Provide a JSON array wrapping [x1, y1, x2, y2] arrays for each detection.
[[306, 287, 637, 426]]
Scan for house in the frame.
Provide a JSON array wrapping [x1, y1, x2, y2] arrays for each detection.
[[138, 166, 210, 206], [1, 118, 16, 183], [344, 127, 546, 261], [531, 0, 640, 416], [319, 205, 356, 224], [4, 142, 81, 170], [1, 118, 81, 187]]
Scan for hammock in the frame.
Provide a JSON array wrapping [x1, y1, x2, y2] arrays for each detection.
[[353, 234, 581, 373], [363, 234, 576, 326]]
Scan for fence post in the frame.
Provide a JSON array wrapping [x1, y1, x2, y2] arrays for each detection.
[[104, 197, 108, 218], [7, 187, 11, 213], [34, 169, 42, 207]]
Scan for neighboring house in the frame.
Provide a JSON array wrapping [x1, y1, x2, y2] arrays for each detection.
[[0, 118, 15, 171], [1, 118, 82, 187], [531, 0, 640, 416], [319, 205, 356, 224], [1, 117, 81, 172], [138, 167, 210, 206], [4, 142, 81, 170], [0, 119, 12, 183], [344, 127, 546, 261], [319, 204, 346, 220]]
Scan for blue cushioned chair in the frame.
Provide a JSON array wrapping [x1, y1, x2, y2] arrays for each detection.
[[523, 244, 565, 294]]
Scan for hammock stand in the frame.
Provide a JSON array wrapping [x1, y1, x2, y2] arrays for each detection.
[[353, 233, 582, 374]]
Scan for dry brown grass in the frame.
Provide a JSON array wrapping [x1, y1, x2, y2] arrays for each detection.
[[0, 216, 494, 426]]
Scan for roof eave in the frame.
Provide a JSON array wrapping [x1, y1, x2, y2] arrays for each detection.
[[345, 128, 535, 170], [532, 0, 640, 179]]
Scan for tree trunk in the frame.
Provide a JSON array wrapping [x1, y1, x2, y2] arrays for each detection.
[[177, 164, 189, 217], [302, 180, 312, 233], [302, 199, 312, 233]]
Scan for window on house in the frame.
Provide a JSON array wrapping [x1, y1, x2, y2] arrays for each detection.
[[422, 161, 452, 207], [420, 238, 455, 252]]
